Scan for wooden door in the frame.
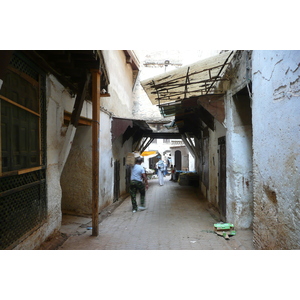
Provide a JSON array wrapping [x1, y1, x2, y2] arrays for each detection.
[[113, 160, 120, 203], [218, 136, 226, 221], [175, 150, 182, 170]]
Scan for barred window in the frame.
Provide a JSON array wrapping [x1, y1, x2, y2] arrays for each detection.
[[0, 52, 47, 249], [1, 54, 42, 175]]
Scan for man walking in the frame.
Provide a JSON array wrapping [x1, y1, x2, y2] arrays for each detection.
[[156, 156, 165, 186], [130, 156, 149, 213]]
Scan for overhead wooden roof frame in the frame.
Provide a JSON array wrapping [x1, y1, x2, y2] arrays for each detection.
[[141, 51, 235, 106], [141, 51, 236, 137]]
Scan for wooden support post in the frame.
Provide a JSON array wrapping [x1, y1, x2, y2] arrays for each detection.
[[91, 69, 101, 236]]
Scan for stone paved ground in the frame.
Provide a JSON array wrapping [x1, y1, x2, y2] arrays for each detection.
[[57, 176, 254, 250]]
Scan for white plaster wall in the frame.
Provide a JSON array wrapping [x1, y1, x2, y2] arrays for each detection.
[[252, 50, 300, 249], [189, 152, 195, 171], [101, 50, 134, 118], [99, 111, 114, 208]]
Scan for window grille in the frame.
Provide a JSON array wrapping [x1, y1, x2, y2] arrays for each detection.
[[0, 52, 47, 249]]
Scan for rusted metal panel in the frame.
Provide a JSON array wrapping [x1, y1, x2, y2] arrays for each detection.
[[111, 117, 133, 143]]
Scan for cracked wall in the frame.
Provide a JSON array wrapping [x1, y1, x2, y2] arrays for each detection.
[[252, 50, 300, 249]]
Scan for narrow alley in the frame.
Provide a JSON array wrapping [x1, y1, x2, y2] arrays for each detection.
[[56, 176, 254, 250], [1, 50, 299, 252]]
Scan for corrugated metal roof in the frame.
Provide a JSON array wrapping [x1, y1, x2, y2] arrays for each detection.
[[141, 51, 235, 106]]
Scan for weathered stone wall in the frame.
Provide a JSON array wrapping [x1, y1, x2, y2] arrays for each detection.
[[61, 126, 92, 214], [252, 50, 300, 249]]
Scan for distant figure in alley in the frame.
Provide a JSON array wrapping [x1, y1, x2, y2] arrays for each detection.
[[170, 165, 176, 181], [156, 156, 165, 186], [129, 156, 149, 213]]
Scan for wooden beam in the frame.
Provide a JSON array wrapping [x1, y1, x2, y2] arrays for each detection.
[[64, 111, 92, 126], [140, 137, 154, 154], [0, 95, 40, 117], [181, 134, 195, 158], [91, 69, 101, 236], [70, 73, 91, 127]]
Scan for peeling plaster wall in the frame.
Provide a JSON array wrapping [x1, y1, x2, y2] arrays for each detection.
[[252, 50, 300, 249], [98, 111, 114, 209]]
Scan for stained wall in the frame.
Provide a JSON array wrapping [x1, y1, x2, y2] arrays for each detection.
[[252, 50, 300, 249]]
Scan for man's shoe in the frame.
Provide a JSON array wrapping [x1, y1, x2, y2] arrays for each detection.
[[132, 210, 137, 213], [138, 206, 147, 211]]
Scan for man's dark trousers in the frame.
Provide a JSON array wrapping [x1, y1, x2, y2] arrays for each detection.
[[129, 180, 146, 211]]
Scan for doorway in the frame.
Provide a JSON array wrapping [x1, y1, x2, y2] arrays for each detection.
[[113, 160, 120, 203], [218, 136, 226, 221], [175, 150, 182, 170]]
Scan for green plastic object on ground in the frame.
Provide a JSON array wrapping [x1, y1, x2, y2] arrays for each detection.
[[214, 223, 234, 230]]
